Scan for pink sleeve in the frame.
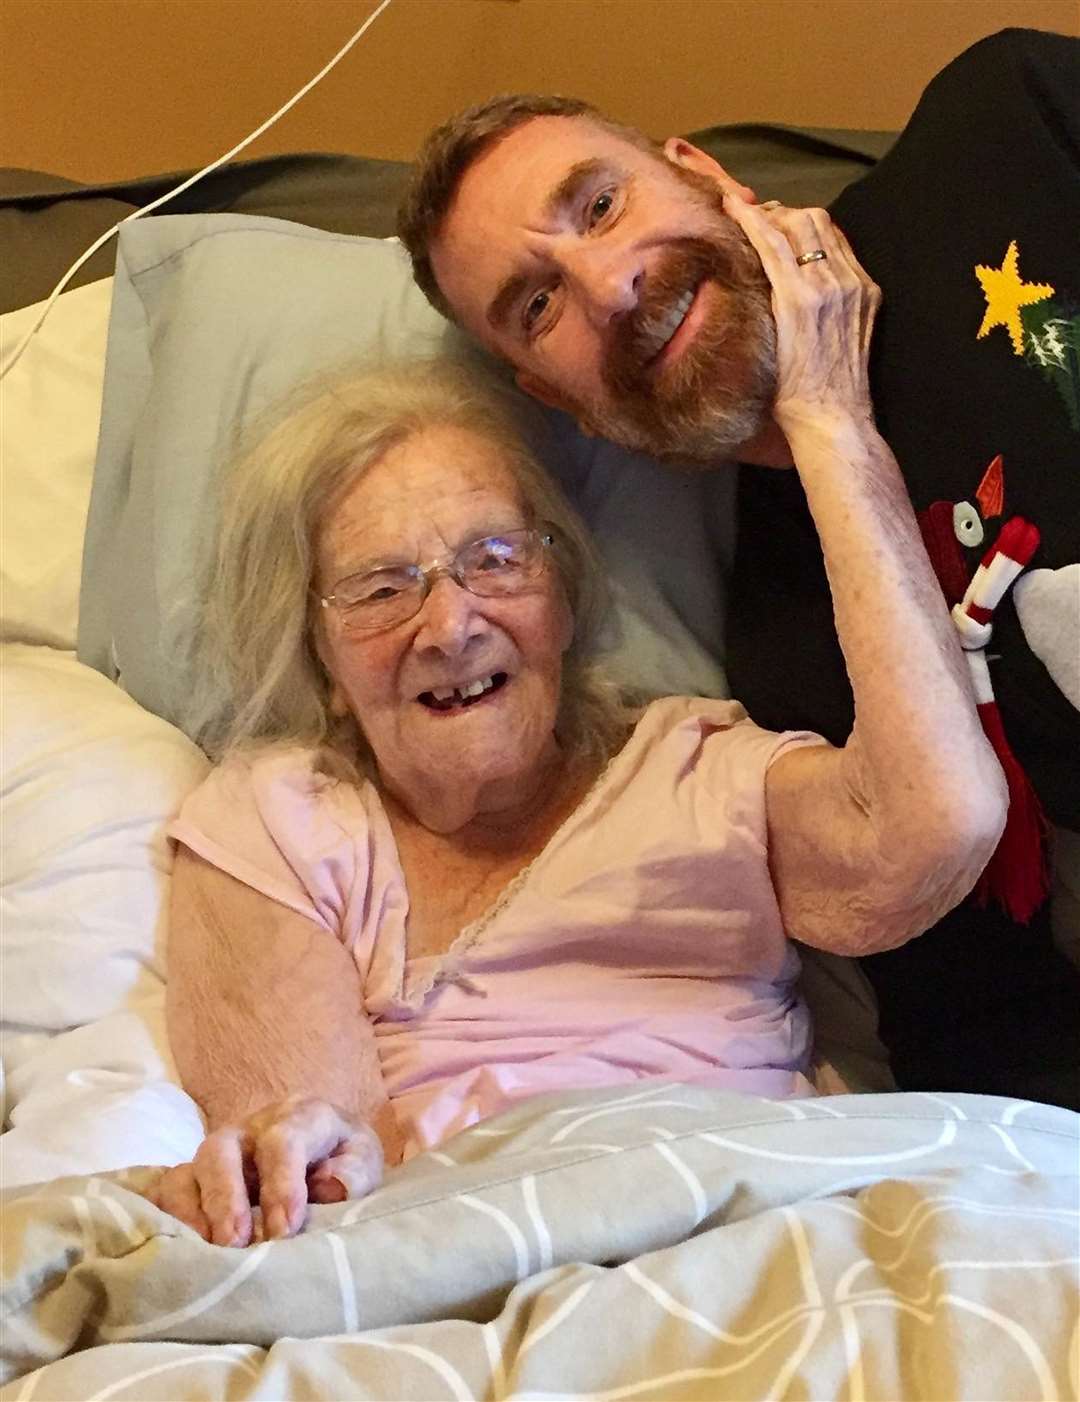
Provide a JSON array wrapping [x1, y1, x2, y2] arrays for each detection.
[[168, 747, 366, 934], [650, 697, 828, 852]]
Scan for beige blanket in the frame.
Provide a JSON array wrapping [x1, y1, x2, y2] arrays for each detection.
[[3, 1086, 1077, 1400]]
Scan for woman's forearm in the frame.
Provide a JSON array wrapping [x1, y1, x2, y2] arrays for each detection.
[[167, 848, 393, 1143], [783, 406, 1006, 870]]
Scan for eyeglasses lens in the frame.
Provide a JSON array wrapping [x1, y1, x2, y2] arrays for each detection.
[[334, 530, 549, 631]]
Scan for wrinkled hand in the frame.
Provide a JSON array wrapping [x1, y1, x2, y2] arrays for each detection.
[[724, 193, 881, 428], [150, 1096, 384, 1247]]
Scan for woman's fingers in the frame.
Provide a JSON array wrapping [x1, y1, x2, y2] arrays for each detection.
[[771, 205, 830, 258], [253, 1123, 320, 1238], [727, 194, 823, 268], [820, 216, 882, 349], [729, 194, 864, 288], [771, 208, 859, 287], [780, 206, 880, 319], [193, 1128, 254, 1247], [307, 1125, 384, 1204], [150, 1100, 388, 1244], [151, 1164, 212, 1241], [251, 1098, 359, 1238], [724, 191, 879, 418], [722, 191, 800, 281]]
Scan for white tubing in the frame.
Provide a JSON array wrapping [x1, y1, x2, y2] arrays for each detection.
[[0, 0, 395, 381]]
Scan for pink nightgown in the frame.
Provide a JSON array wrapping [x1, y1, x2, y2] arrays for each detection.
[[170, 697, 824, 1156]]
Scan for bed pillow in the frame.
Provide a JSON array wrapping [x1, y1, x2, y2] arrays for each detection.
[[0, 644, 208, 1035], [0, 278, 113, 650], [77, 214, 731, 733]]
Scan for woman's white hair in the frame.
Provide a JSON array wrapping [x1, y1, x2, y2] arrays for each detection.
[[189, 356, 632, 774]]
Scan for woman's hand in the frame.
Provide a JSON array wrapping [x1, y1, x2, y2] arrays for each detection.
[[150, 1096, 384, 1247], [723, 193, 881, 430]]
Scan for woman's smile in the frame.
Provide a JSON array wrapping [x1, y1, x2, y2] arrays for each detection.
[[416, 670, 510, 712]]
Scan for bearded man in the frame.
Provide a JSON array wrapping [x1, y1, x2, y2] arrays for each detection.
[[397, 27, 1080, 1105]]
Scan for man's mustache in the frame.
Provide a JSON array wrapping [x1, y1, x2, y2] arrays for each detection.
[[606, 232, 771, 392]]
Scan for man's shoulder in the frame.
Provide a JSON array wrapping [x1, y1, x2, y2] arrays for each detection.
[[830, 24, 1079, 228], [928, 27, 1077, 91], [911, 27, 1078, 134], [953, 25, 1075, 60]]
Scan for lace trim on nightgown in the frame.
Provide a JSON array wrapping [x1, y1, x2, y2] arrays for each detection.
[[391, 738, 634, 1013]]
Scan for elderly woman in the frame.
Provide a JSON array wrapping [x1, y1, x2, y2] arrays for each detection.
[[156, 218, 1005, 1247]]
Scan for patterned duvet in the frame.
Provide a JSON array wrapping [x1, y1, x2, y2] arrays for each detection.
[[3, 1085, 1077, 1401]]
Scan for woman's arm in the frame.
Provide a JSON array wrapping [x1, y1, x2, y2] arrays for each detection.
[[158, 845, 399, 1244], [725, 196, 1007, 955], [167, 845, 388, 1127]]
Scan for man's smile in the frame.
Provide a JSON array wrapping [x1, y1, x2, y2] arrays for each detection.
[[643, 281, 714, 375], [635, 283, 698, 366]]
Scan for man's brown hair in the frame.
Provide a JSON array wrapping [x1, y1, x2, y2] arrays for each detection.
[[397, 94, 659, 320]]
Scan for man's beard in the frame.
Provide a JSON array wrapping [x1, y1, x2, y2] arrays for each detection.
[[575, 172, 777, 465]]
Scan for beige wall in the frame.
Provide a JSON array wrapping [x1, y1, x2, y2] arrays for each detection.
[[2, 0, 1077, 182]]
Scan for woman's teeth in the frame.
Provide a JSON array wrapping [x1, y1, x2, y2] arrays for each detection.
[[429, 675, 498, 705]]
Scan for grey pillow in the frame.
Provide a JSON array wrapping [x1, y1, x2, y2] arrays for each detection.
[[78, 213, 731, 731]]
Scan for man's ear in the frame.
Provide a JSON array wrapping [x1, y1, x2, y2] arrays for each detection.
[[662, 137, 758, 204], [514, 370, 594, 436]]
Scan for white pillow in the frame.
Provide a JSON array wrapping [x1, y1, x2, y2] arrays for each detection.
[[0, 644, 208, 1035], [0, 279, 114, 649]]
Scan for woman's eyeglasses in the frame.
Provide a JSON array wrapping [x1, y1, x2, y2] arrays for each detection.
[[319, 527, 555, 632]]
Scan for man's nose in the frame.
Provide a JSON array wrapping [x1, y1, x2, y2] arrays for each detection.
[[566, 244, 644, 326], [412, 575, 485, 655]]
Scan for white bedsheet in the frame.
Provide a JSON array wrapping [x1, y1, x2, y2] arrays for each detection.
[[1, 994, 203, 1186]]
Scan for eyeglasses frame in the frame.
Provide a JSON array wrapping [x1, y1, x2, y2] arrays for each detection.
[[317, 526, 556, 633]]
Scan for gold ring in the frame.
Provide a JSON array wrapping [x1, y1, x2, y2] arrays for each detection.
[[795, 249, 828, 266]]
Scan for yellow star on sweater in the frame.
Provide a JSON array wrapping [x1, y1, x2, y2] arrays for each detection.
[[975, 241, 1054, 355]]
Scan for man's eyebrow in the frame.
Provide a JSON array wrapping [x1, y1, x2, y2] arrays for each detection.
[[486, 158, 616, 333], [541, 157, 611, 221], [487, 272, 530, 332]]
